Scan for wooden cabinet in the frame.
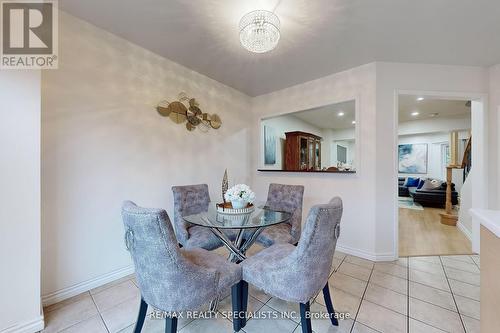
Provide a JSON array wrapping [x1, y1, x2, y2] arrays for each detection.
[[285, 131, 322, 171]]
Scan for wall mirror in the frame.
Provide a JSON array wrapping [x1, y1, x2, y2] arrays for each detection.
[[259, 100, 357, 173]]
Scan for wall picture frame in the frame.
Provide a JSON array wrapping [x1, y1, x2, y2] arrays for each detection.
[[398, 143, 428, 174], [264, 125, 276, 165]]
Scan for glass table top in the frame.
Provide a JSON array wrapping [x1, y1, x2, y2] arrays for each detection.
[[183, 202, 292, 229]]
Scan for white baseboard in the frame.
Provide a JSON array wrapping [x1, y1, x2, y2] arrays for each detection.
[[42, 265, 134, 306], [457, 222, 472, 241], [0, 315, 44, 333], [336, 244, 397, 262]]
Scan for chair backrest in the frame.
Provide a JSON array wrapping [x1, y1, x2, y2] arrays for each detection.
[[172, 184, 210, 244], [292, 197, 343, 297], [266, 183, 304, 241], [121, 201, 217, 311]]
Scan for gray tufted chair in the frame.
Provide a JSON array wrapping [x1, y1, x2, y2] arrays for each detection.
[[121, 201, 242, 333], [238, 197, 343, 333], [255, 183, 304, 247], [172, 184, 236, 250]]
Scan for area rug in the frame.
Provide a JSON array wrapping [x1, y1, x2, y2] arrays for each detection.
[[398, 197, 424, 210]]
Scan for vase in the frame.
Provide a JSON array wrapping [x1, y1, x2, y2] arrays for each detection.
[[231, 199, 248, 209]]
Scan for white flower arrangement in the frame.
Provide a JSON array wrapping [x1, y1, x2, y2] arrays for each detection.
[[224, 184, 256, 204]]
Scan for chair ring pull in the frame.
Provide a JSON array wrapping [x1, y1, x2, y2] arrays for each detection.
[[125, 229, 135, 251], [334, 224, 340, 240]]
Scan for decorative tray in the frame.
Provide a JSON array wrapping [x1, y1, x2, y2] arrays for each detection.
[[216, 202, 255, 215]]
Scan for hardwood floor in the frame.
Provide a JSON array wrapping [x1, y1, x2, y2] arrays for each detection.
[[399, 206, 473, 257]]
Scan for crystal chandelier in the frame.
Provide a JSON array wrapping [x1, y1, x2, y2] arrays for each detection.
[[239, 10, 280, 53]]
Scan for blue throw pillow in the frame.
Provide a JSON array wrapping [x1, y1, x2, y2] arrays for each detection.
[[417, 178, 426, 189], [405, 177, 420, 187]]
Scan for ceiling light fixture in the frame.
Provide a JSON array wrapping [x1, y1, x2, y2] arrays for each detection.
[[338, 112, 345, 117], [239, 10, 280, 53], [411, 111, 419, 116], [352, 120, 356, 124], [417, 97, 425, 101]]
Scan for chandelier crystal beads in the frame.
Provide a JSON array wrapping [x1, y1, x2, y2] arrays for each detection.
[[239, 10, 280, 53]]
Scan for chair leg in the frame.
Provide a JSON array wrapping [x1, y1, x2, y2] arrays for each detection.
[[300, 302, 312, 333], [133, 297, 148, 333], [231, 283, 242, 332], [165, 316, 178, 333], [322, 282, 339, 326], [240, 281, 249, 328]]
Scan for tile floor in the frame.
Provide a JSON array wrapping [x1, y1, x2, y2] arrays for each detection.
[[42, 252, 480, 333]]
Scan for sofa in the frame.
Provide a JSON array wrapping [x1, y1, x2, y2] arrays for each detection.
[[398, 177, 459, 208]]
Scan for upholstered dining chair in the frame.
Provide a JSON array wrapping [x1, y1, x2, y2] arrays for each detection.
[[172, 184, 235, 250], [238, 197, 343, 333], [255, 183, 304, 247], [121, 201, 243, 333]]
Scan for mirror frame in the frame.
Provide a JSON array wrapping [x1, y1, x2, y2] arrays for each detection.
[[257, 96, 360, 174]]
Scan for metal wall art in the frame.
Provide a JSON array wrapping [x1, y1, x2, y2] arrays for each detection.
[[156, 92, 222, 132]]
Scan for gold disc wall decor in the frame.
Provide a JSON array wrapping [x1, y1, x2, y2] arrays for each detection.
[[168, 101, 187, 124], [156, 92, 222, 132], [157, 100, 171, 117], [210, 114, 222, 129]]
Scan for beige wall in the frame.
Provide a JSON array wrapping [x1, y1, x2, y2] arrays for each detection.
[[0, 71, 43, 331], [41, 12, 252, 303], [251, 63, 379, 259]]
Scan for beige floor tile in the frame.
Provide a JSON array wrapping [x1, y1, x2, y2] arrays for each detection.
[[329, 272, 367, 298], [266, 298, 301, 323], [92, 280, 140, 312], [351, 322, 380, 333], [42, 293, 99, 333], [218, 294, 265, 321], [334, 251, 347, 261], [409, 282, 456, 312], [59, 315, 107, 333], [44, 292, 91, 313], [448, 279, 480, 301], [369, 271, 407, 295], [356, 300, 407, 333], [409, 269, 450, 291], [243, 305, 299, 333], [294, 313, 354, 333], [248, 284, 272, 303], [410, 256, 442, 265], [408, 318, 447, 333], [445, 267, 480, 286], [90, 275, 135, 295], [337, 262, 372, 281], [454, 295, 480, 320], [373, 262, 408, 279], [441, 255, 475, 264], [315, 287, 361, 317], [470, 256, 480, 267], [331, 257, 343, 273], [441, 258, 480, 274], [409, 259, 445, 276], [409, 298, 465, 333], [461, 315, 480, 333], [178, 317, 234, 333], [101, 296, 140, 333], [344, 256, 374, 269], [392, 257, 409, 267], [363, 283, 407, 315]]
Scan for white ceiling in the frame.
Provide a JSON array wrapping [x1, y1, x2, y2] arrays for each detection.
[[398, 95, 470, 122], [292, 100, 355, 129], [60, 0, 500, 96]]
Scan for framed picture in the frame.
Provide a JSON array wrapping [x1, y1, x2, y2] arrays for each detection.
[[264, 125, 276, 165], [398, 143, 428, 174]]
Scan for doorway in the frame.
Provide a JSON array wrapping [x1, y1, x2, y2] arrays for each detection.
[[395, 92, 486, 257]]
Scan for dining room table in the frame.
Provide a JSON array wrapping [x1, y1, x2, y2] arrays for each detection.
[[183, 202, 292, 311]]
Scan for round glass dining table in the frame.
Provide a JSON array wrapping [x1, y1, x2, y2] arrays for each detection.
[[183, 202, 291, 262]]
